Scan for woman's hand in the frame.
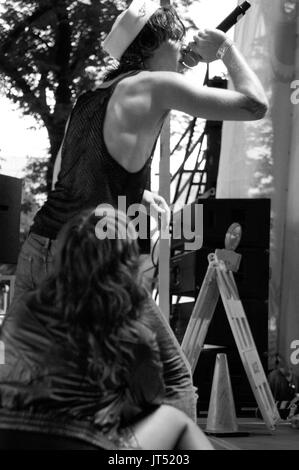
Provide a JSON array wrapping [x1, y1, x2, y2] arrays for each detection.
[[189, 28, 228, 63], [142, 190, 171, 230]]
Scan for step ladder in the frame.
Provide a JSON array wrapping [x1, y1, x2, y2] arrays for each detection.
[[181, 224, 280, 431]]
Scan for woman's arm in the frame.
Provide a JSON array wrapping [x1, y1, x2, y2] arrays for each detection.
[[142, 295, 198, 422], [149, 29, 268, 122], [127, 323, 166, 407]]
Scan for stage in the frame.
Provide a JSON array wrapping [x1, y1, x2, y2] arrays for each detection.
[[198, 418, 299, 451]]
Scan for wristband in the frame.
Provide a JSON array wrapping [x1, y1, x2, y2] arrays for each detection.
[[216, 38, 234, 60]]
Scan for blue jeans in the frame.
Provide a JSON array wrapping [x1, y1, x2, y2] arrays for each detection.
[[12, 233, 58, 303], [9, 232, 198, 422]]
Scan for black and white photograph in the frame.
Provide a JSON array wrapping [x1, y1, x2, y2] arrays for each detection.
[[0, 0, 299, 454]]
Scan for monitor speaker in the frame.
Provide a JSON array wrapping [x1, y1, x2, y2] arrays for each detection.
[[0, 175, 22, 264], [170, 199, 271, 413]]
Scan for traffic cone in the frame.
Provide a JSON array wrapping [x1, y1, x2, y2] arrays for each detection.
[[205, 353, 239, 435]]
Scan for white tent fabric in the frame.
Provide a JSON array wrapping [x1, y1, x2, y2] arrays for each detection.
[[216, 0, 299, 373]]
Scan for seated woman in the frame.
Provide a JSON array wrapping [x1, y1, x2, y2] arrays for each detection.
[[0, 207, 213, 450]]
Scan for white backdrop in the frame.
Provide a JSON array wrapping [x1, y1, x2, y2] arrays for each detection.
[[216, 0, 299, 373]]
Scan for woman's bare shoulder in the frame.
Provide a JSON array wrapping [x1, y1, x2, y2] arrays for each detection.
[[118, 70, 183, 95]]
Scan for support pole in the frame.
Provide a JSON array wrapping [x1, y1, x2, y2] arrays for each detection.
[[158, 117, 171, 320], [158, 0, 171, 321]]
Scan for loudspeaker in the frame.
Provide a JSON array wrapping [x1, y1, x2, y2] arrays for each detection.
[[0, 175, 22, 264], [170, 247, 270, 300], [170, 199, 271, 413], [172, 198, 270, 251]]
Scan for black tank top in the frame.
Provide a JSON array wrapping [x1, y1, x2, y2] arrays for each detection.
[[31, 71, 161, 239]]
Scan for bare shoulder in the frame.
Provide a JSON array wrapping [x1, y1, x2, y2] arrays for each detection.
[[111, 71, 178, 121], [113, 71, 154, 95], [115, 71, 189, 115], [116, 70, 185, 98]]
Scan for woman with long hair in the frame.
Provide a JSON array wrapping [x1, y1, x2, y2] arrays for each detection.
[[0, 207, 212, 450]]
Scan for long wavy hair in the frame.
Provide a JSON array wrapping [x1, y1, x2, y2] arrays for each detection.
[[104, 5, 185, 81], [38, 207, 148, 389]]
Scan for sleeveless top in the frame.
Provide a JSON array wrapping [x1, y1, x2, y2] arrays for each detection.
[[31, 71, 163, 240]]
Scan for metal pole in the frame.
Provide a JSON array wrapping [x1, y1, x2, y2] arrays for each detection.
[[158, 0, 171, 320]]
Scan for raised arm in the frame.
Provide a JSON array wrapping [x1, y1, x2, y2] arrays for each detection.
[[151, 29, 268, 122]]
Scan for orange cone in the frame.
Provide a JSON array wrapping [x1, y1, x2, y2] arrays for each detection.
[[206, 353, 239, 435]]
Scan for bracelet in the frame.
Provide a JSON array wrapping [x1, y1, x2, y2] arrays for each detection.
[[216, 38, 234, 61]]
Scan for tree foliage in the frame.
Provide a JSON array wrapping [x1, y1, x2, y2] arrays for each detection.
[[0, 0, 198, 269], [0, 0, 196, 195], [0, 0, 124, 189]]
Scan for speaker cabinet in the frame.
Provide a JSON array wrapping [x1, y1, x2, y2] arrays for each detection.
[[171, 247, 270, 300], [170, 199, 271, 413], [0, 175, 22, 264], [172, 198, 270, 251]]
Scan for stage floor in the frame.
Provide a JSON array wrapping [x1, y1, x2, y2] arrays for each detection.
[[198, 419, 299, 450]]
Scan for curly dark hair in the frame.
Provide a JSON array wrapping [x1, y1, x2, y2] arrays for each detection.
[[38, 207, 148, 389], [104, 5, 185, 81]]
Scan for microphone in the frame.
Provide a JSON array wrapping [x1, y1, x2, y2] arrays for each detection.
[[181, 1, 251, 68], [217, 1, 251, 32]]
